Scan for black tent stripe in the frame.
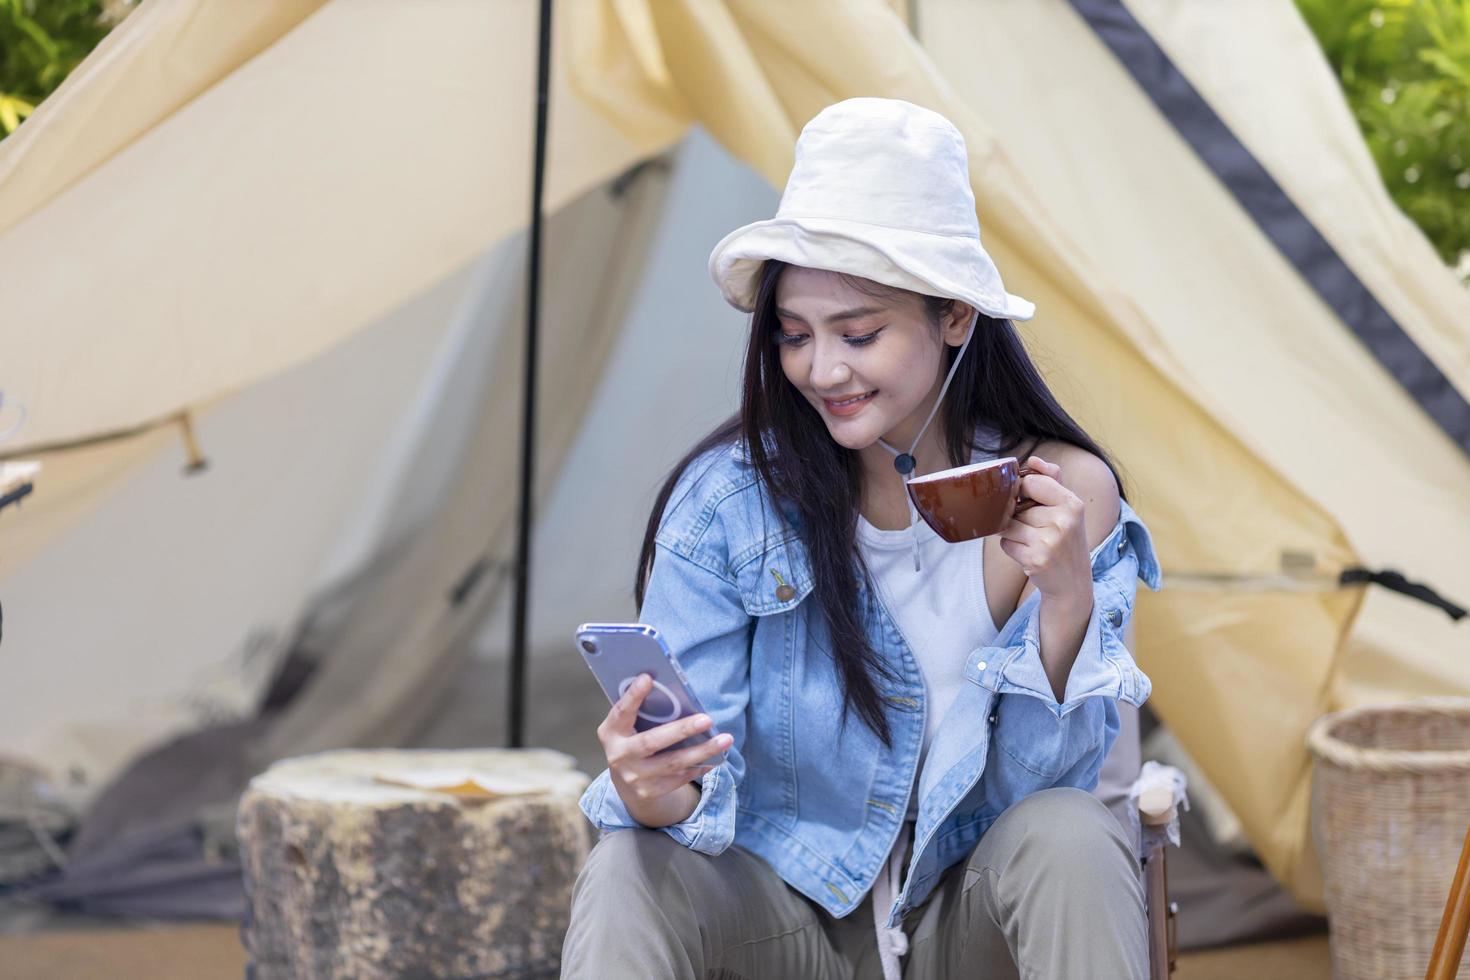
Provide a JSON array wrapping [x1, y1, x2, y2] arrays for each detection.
[[1067, 0, 1470, 458]]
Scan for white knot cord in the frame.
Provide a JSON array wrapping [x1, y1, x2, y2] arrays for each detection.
[[872, 821, 912, 980], [873, 312, 979, 573]]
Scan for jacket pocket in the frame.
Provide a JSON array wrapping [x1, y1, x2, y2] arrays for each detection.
[[730, 531, 815, 616]]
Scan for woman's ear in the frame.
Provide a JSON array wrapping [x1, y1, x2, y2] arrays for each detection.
[[943, 301, 976, 346]]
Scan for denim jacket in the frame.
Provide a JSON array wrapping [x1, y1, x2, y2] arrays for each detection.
[[580, 434, 1163, 927]]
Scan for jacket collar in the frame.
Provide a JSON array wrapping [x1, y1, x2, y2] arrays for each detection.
[[730, 432, 773, 464]]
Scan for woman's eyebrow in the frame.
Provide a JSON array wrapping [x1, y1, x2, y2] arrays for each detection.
[[775, 305, 886, 325]]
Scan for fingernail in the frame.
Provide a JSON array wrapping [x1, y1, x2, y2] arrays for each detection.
[[695, 715, 710, 727], [718, 734, 733, 746]]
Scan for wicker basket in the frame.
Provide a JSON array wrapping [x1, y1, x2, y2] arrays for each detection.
[[1307, 698, 1470, 980]]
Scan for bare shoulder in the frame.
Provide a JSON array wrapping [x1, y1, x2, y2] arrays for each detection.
[[1031, 439, 1121, 549]]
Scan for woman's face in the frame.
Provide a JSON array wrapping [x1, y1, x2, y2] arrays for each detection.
[[773, 266, 971, 453]]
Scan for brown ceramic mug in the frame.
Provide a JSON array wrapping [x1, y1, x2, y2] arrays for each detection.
[[905, 457, 1038, 543]]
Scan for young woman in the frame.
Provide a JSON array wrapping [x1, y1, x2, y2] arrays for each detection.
[[561, 98, 1161, 980]]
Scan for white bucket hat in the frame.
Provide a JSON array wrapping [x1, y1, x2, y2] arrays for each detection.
[[710, 98, 1038, 585], [707, 97, 1035, 322]]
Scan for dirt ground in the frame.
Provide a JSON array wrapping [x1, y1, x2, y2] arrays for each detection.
[[0, 922, 1330, 979]]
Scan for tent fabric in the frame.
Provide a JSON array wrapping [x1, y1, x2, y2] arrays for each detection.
[[1125, 0, 1470, 402], [0, 0, 672, 577], [1069, 0, 1470, 455], [563, 0, 1470, 908], [254, 163, 674, 763], [0, 0, 330, 236], [4, 156, 675, 920], [0, 162, 671, 795], [21, 719, 264, 920], [0, 265, 471, 788]]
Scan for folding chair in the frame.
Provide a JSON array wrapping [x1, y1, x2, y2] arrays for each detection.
[[1097, 623, 1182, 979], [1138, 774, 1183, 979]]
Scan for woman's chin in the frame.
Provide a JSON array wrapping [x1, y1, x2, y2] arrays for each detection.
[[823, 416, 884, 451]]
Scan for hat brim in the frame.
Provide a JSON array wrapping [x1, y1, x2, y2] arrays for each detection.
[[707, 215, 1036, 322]]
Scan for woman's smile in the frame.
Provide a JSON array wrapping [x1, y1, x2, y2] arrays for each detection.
[[822, 390, 878, 417]]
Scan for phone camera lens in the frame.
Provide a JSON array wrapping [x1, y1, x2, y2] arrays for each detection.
[[580, 638, 599, 655]]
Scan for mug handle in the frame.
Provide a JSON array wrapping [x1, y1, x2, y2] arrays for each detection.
[[1014, 463, 1040, 514]]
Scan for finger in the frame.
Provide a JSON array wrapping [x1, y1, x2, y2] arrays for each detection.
[[997, 533, 1031, 559], [619, 762, 714, 801], [679, 765, 718, 783], [614, 765, 686, 802], [604, 673, 653, 736], [998, 521, 1040, 547], [997, 536, 1036, 575], [633, 712, 719, 757], [1024, 455, 1062, 476], [663, 732, 734, 771], [1019, 471, 1071, 508], [1012, 501, 1070, 529]]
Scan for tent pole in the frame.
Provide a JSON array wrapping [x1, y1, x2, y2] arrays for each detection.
[[510, 0, 554, 749]]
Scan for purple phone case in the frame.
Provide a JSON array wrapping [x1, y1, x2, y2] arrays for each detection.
[[576, 622, 727, 761]]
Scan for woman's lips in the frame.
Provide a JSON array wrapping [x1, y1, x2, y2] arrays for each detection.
[[823, 390, 877, 417]]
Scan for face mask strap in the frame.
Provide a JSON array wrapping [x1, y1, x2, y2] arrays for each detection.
[[872, 310, 979, 571]]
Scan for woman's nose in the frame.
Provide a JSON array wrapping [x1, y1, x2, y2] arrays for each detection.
[[811, 339, 852, 387]]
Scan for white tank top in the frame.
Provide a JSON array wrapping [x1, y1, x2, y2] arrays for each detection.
[[854, 439, 1004, 820]]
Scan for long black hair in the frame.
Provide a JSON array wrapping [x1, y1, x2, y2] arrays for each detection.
[[635, 259, 1127, 746]]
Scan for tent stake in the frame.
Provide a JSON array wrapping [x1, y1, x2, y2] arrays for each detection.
[[509, 0, 554, 749]]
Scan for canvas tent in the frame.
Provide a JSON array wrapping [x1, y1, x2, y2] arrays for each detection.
[[1, 0, 1467, 918]]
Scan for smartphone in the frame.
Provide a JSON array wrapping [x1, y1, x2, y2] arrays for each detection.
[[575, 622, 727, 761]]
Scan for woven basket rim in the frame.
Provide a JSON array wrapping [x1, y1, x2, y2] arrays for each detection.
[[1306, 697, 1470, 773]]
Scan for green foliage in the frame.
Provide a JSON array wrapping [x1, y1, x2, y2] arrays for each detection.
[[0, 0, 126, 135], [1296, 0, 1470, 278]]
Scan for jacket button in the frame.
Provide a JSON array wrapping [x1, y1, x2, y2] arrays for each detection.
[[1117, 536, 1127, 554], [770, 569, 797, 602], [1108, 608, 1124, 628]]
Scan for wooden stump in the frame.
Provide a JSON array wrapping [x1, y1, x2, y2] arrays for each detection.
[[238, 748, 591, 980]]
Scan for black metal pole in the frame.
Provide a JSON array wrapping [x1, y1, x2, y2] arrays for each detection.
[[510, 0, 554, 748]]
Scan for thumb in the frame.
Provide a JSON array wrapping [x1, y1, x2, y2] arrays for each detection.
[[608, 673, 651, 734]]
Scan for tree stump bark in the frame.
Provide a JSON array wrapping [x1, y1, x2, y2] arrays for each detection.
[[238, 748, 591, 979]]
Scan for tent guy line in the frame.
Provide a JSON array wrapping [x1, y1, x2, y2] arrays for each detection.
[[1161, 568, 1465, 621]]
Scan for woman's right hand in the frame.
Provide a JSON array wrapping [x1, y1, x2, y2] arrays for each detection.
[[598, 673, 734, 826]]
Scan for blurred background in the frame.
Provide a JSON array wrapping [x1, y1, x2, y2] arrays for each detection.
[[1, 1, 1468, 977]]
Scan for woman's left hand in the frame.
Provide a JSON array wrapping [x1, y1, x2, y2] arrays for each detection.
[[997, 456, 1092, 603]]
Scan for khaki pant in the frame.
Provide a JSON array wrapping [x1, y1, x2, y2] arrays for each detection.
[[561, 787, 1147, 979]]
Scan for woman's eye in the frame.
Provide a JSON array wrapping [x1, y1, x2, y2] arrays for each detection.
[[774, 327, 882, 348]]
